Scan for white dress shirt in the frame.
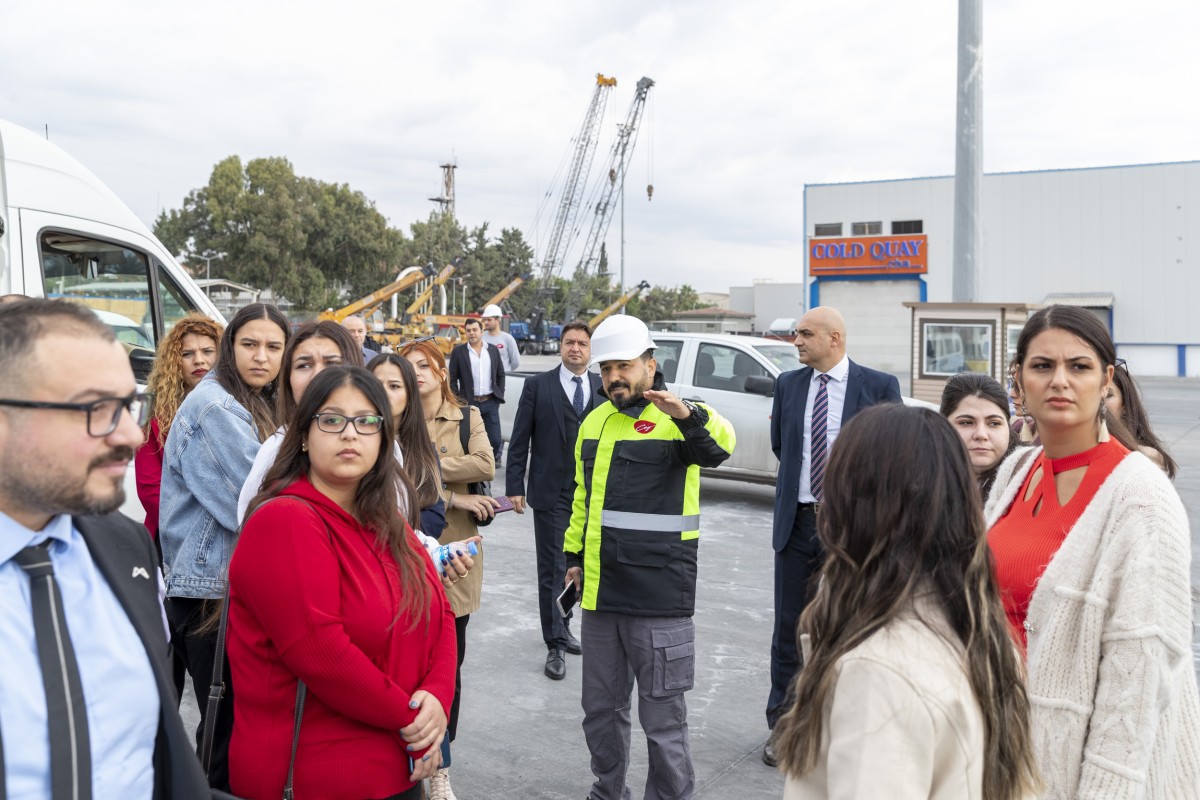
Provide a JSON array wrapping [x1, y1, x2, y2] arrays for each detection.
[[468, 342, 494, 396], [0, 511, 159, 799], [799, 354, 849, 503], [559, 364, 589, 407]]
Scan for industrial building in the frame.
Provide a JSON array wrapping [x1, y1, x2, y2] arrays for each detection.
[[802, 160, 1200, 377]]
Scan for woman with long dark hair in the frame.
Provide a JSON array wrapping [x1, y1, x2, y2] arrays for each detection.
[[775, 404, 1038, 800], [987, 305, 1200, 797], [159, 302, 289, 790], [939, 372, 1019, 504], [369, 352, 447, 539], [1105, 360, 1178, 477], [227, 366, 456, 800], [401, 338, 497, 799]]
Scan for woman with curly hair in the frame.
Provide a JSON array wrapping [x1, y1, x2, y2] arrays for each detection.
[[135, 313, 224, 542]]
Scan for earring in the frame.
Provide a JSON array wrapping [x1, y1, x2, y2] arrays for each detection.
[[301, 442, 308, 452], [1097, 406, 1110, 443]]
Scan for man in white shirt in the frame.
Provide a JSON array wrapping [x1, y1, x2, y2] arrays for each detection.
[[448, 317, 506, 463], [504, 321, 600, 679], [481, 304, 520, 372]]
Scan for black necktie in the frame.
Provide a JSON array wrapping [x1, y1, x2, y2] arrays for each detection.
[[14, 541, 93, 800], [572, 376, 585, 418]]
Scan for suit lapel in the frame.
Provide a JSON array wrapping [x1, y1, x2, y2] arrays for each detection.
[[795, 368, 813, 455], [547, 367, 569, 444], [843, 359, 864, 421], [588, 373, 602, 411], [75, 516, 163, 653]]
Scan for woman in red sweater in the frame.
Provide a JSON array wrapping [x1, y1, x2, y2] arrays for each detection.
[[228, 366, 457, 800]]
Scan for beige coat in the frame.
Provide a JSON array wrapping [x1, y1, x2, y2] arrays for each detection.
[[428, 399, 495, 617], [784, 602, 989, 800]]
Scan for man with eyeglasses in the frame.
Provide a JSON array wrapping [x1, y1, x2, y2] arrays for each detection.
[[0, 299, 212, 799]]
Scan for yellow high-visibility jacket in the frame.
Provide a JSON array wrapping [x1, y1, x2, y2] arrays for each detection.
[[564, 381, 735, 617]]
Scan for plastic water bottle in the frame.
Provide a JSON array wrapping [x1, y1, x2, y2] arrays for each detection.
[[434, 541, 478, 576]]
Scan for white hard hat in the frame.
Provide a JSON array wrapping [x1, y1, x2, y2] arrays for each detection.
[[589, 315, 657, 366], [482, 304, 504, 318]]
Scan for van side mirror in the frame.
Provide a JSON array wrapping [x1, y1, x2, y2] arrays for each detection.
[[128, 347, 156, 384], [744, 375, 775, 397]]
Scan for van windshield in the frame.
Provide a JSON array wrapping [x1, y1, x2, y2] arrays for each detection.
[[753, 343, 801, 372]]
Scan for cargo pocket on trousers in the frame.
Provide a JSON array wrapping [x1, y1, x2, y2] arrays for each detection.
[[651, 622, 695, 697]]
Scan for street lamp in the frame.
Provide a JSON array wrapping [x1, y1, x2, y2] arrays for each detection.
[[185, 252, 226, 298]]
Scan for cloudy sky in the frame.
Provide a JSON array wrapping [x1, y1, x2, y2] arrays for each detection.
[[2, 0, 1197, 294]]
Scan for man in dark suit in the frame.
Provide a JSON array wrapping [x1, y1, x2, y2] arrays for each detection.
[[763, 306, 901, 766], [505, 320, 599, 680], [0, 299, 212, 798], [448, 317, 506, 464]]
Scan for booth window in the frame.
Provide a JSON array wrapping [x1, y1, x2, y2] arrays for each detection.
[[813, 223, 842, 237], [892, 220, 923, 234], [921, 321, 995, 378], [851, 221, 881, 236]]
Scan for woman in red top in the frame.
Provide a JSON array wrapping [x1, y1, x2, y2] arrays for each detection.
[[134, 313, 223, 541], [985, 306, 1200, 797], [228, 366, 457, 800]]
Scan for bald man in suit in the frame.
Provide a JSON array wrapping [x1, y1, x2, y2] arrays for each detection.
[[763, 306, 901, 766]]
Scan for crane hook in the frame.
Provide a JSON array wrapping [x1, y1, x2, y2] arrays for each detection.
[[647, 184, 654, 201]]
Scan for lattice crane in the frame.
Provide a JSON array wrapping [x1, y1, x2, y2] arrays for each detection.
[[537, 74, 617, 293], [561, 76, 655, 322]]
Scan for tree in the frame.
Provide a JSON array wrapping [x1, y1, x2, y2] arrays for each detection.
[[626, 283, 703, 323]]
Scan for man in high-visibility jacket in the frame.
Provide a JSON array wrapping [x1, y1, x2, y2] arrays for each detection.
[[564, 315, 735, 800]]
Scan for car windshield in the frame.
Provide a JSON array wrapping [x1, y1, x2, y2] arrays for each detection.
[[753, 342, 801, 372]]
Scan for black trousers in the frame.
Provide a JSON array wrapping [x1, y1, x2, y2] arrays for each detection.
[[165, 596, 234, 792], [766, 504, 824, 729], [448, 613, 469, 741], [533, 493, 574, 650], [471, 397, 503, 463]]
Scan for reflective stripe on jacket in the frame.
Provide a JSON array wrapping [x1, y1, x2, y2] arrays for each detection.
[[564, 395, 735, 616]]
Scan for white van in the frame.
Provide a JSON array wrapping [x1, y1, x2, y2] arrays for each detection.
[[0, 118, 223, 518]]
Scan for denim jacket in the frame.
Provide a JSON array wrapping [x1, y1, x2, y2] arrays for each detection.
[[159, 374, 263, 599]]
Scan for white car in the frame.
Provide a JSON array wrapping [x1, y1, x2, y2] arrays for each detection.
[[500, 331, 933, 485]]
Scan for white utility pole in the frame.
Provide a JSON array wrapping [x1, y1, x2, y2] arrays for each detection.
[[952, 0, 982, 302]]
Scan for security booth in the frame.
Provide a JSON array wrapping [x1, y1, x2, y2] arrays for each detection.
[[903, 302, 1039, 405]]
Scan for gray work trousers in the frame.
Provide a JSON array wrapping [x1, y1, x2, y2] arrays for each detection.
[[581, 610, 696, 800]]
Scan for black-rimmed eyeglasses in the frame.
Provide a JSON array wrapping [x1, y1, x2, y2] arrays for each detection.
[[0, 392, 153, 437], [311, 412, 384, 435]]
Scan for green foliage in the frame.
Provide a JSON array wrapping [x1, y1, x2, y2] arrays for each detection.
[[626, 284, 703, 323]]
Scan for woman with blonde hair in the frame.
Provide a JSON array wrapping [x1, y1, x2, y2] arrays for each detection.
[[400, 338, 497, 800], [775, 404, 1038, 800], [135, 313, 224, 542]]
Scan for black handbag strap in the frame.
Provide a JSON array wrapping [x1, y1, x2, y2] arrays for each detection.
[[281, 682, 307, 800], [458, 410, 471, 457], [201, 497, 327, 794]]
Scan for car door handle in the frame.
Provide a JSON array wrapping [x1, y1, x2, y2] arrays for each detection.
[[684, 397, 705, 403]]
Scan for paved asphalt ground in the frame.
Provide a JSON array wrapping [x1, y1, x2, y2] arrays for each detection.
[[181, 370, 1199, 799]]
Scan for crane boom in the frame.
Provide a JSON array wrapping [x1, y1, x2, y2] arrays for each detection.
[[477, 276, 525, 313], [589, 280, 651, 328], [318, 264, 437, 322], [538, 74, 617, 293], [563, 76, 655, 321]]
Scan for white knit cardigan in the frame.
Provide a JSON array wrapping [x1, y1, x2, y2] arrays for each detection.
[[984, 447, 1200, 799]]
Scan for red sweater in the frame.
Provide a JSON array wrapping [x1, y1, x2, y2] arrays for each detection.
[[227, 477, 457, 800], [134, 418, 163, 539]]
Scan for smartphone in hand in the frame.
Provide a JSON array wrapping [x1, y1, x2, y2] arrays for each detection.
[[556, 581, 579, 618], [492, 495, 515, 514]]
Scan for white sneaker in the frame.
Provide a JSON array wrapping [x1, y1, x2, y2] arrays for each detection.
[[428, 767, 458, 800]]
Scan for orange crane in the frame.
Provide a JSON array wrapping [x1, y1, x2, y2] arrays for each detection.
[[317, 264, 436, 324], [589, 280, 650, 328], [476, 276, 525, 313]]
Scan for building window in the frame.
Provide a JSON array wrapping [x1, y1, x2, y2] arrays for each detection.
[[813, 223, 842, 237], [851, 221, 881, 236], [892, 220, 923, 234]]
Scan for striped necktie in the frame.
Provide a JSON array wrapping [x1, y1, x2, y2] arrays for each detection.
[[810, 374, 833, 501], [14, 541, 93, 800]]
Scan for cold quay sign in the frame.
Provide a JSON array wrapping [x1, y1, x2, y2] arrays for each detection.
[[809, 234, 928, 277]]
